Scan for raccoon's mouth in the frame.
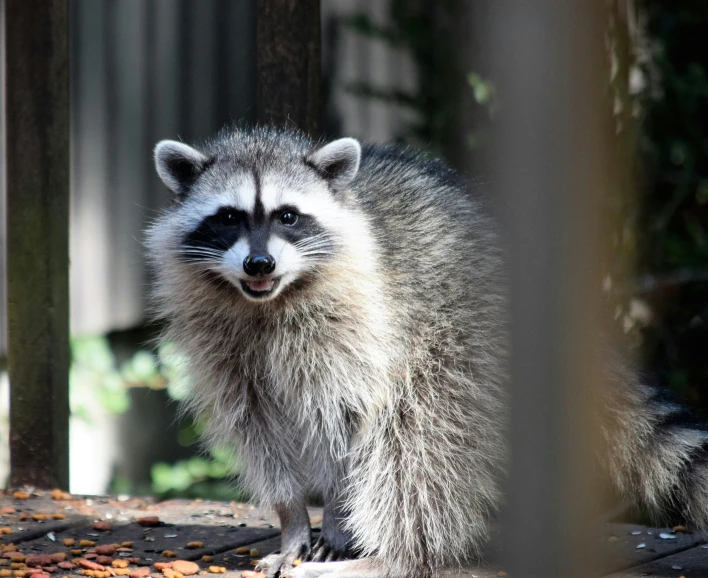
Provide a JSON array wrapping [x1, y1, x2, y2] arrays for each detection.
[[240, 277, 280, 298]]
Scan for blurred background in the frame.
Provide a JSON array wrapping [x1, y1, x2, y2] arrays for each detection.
[[0, 0, 706, 501]]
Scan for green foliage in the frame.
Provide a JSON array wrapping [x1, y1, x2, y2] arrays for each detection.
[[636, 2, 708, 410]]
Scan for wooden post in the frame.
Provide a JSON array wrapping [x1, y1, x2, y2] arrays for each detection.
[[256, 0, 321, 135], [5, 0, 70, 489], [490, 1, 611, 576]]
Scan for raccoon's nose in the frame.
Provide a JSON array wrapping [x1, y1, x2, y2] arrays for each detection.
[[243, 254, 276, 276]]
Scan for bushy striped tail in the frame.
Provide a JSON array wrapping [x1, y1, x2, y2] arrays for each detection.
[[602, 360, 708, 527]]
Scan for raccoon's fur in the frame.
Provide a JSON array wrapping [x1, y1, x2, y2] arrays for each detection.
[[145, 126, 708, 578]]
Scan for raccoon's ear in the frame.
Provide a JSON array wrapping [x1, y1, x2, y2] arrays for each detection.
[[154, 140, 213, 198], [306, 138, 361, 189]]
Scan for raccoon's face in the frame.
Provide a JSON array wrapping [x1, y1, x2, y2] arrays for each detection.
[[153, 135, 361, 302]]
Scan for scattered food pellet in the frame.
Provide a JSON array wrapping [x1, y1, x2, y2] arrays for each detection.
[[111, 562, 128, 569], [26, 555, 52, 568], [240, 573, 264, 578], [136, 517, 160, 528], [200, 557, 212, 564], [50, 490, 63, 501], [120, 543, 133, 549], [92, 523, 112, 533], [10, 564, 25, 570], [62, 540, 75, 548], [249, 561, 258, 568], [49, 555, 66, 564], [12, 492, 29, 501], [0, 529, 11, 536], [162, 570, 183, 578], [249, 550, 259, 558], [207, 568, 225, 574], [673, 525, 687, 533], [94, 547, 115, 557], [79, 542, 95, 548], [114, 570, 131, 576], [234, 548, 249, 555], [292, 560, 301, 567], [0, 570, 10, 577], [185, 543, 203, 550], [172, 561, 199, 576], [0, 508, 16, 516], [51, 514, 66, 521], [497, 572, 507, 577], [95, 557, 113, 567], [154, 564, 172, 572], [57, 564, 73, 571], [161, 552, 177, 559]]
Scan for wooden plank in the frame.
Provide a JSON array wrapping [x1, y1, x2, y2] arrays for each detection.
[[4, 0, 70, 489], [256, 0, 321, 134], [606, 544, 708, 577]]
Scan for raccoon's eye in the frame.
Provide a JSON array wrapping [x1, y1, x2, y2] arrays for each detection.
[[220, 210, 239, 226], [280, 211, 299, 226]]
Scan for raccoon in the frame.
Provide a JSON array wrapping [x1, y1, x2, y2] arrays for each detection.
[[145, 126, 708, 578]]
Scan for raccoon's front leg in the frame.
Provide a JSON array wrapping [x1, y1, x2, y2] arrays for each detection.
[[309, 496, 356, 562], [259, 501, 311, 578]]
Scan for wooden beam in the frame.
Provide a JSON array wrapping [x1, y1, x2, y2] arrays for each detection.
[[5, 0, 70, 489], [256, 0, 321, 135], [490, 1, 611, 576]]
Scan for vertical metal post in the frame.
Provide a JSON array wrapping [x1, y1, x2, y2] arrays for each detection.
[[491, 1, 611, 576], [5, 0, 70, 489], [256, 0, 321, 135]]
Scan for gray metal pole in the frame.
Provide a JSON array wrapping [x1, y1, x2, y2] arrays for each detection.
[[491, 2, 611, 576], [5, 0, 70, 489]]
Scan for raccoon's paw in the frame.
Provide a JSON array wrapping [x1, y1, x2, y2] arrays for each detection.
[[306, 534, 355, 562], [258, 544, 310, 578], [285, 558, 391, 578]]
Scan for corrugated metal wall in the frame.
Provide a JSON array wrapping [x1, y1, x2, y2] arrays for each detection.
[[69, 0, 256, 336]]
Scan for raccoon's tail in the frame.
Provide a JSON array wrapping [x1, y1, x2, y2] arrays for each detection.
[[603, 359, 708, 527]]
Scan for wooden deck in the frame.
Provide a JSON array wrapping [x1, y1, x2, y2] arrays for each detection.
[[0, 491, 706, 578]]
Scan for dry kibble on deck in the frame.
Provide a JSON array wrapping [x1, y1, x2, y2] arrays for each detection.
[[171, 561, 198, 576], [56, 564, 73, 571], [94, 547, 115, 557], [199, 557, 212, 564], [162, 570, 184, 578], [26, 555, 52, 568], [248, 550, 259, 558], [240, 572, 264, 578], [292, 560, 301, 567], [114, 570, 131, 576], [120, 543, 133, 549], [12, 492, 29, 500], [497, 573, 507, 577], [95, 557, 113, 567], [136, 517, 160, 528], [49, 555, 66, 564], [0, 529, 11, 535], [161, 552, 176, 559], [185, 543, 203, 550], [0, 570, 10, 577], [234, 548, 249, 555], [111, 562, 128, 569], [51, 514, 66, 521], [79, 542, 95, 548], [92, 523, 112, 532], [62, 540, 75, 548], [10, 564, 25, 570], [130, 568, 150, 578], [153, 564, 172, 571], [207, 568, 225, 574]]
